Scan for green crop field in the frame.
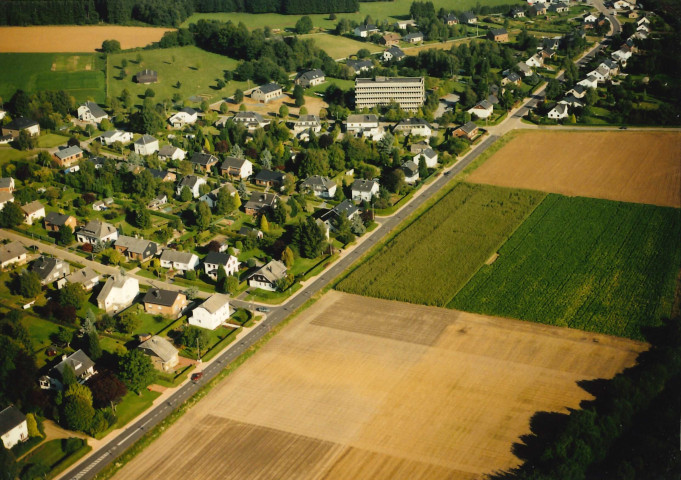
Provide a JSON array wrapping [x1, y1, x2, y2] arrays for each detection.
[[337, 182, 545, 306], [450, 195, 681, 340], [0, 52, 105, 103], [107, 46, 247, 107], [181, 0, 524, 30]]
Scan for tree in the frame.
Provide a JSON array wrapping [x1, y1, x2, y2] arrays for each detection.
[[234, 89, 244, 104], [185, 286, 199, 300], [58, 225, 74, 246], [17, 270, 41, 298], [101, 39, 121, 53], [88, 370, 127, 409], [177, 325, 209, 350], [297, 216, 326, 258], [180, 186, 192, 202], [279, 104, 289, 119], [260, 149, 272, 169], [195, 201, 212, 230], [25, 413, 40, 438], [225, 276, 239, 294], [281, 246, 295, 267], [295, 16, 313, 34], [0, 201, 24, 228], [0, 444, 19, 480], [216, 265, 227, 292], [293, 85, 305, 107], [62, 393, 94, 432], [351, 214, 366, 235], [55, 327, 73, 350], [104, 248, 123, 266], [333, 214, 355, 244], [59, 283, 87, 310], [135, 208, 152, 229], [117, 349, 155, 393], [117, 311, 140, 334], [217, 79, 226, 90], [87, 331, 102, 361]]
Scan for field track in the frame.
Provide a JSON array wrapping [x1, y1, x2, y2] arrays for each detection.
[[112, 291, 645, 480], [0, 26, 174, 52], [467, 131, 681, 208]]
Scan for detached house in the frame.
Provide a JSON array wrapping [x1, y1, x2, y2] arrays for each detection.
[[232, 111, 270, 131], [452, 121, 480, 140], [190, 152, 219, 173], [138, 336, 179, 372], [468, 100, 494, 119], [41, 350, 96, 390], [77, 102, 108, 125], [0, 177, 14, 193], [382, 45, 406, 63], [380, 32, 401, 46], [176, 175, 207, 198], [160, 249, 199, 272], [65, 267, 100, 292], [301, 176, 336, 198], [402, 161, 419, 184], [189, 294, 232, 330], [548, 103, 569, 119], [149, 169, 177, 183], [2, 117, 39, 139], [351, 179, 380, 202], [30, 256, 70, 285], [133, 135, 159, 156], [294, 69, 325, 88], [0, 406, 28, 449], [443, 13, 459, 24], [21, 200, 45, 225], [220, 157, 253, 179], [244, 192, 279, 215], [98, 130, 133, 146], [319, 200, 360, 233], [53, 145, 83, 167], [292, 115, 321, 138], [135, 69, 158, 84], [526, 53, 544, 68], [143, 288, 187, 318], [346, 59, 374, 75], [251, 83, 283, 103], [168, 107, 198, 128], [204, 251, 239, 279], [488, 28, 509, 42], [345, 114, 380, 135], [248, 260, 287, 291], [157, 145, 186, 161], [77, 220, 118, 245], [114, 235, 158, 262], [97, 274, 139, 313], [393, 118, 433, 137], [414, 147, 438, 168], [0, 241, 27, 269], [354, 24, 379, 38], [460, 12, 477, 24], [254, 169, 286, 190], [403, 32, 424, 43]]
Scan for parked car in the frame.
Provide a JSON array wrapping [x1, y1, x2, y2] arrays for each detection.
[[191, 372, 204, 382], [256, 306, 271, 312]]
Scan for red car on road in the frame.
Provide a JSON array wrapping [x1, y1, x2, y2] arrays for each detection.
[[191, 372, 204, 382]]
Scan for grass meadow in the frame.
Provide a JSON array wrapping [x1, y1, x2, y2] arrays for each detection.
[[300, 33, 381, 59], [107, 46, 247, 106], [0, 52, 105, 103], [336, 182, 545, 306], [449, 195, 681, 340], [180, 0, 524, 30]]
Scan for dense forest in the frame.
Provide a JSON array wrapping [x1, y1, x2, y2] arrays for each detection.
[[0, 0, 358, 26]]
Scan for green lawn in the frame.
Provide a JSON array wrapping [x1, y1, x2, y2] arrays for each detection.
[[20, 438, 90, 479], [181, 0, 524, 30], [94, 389, 161, 439], [0, 146, 33, 165], [450, 195, 681, 340], [300, 33, 381, 60], [337, 182, 545, 306], [0, 52, 105, 103], [107, 46, 247, 106], [36, 133, 70, 148]]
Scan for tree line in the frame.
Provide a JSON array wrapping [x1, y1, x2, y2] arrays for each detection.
[[0, 0, 357, 26]]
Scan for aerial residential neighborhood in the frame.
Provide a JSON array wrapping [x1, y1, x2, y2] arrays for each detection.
[[0, 0, 679, 479]]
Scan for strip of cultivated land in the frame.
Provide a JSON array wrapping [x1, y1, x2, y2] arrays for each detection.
[[466, 130, 681, 208], [337, 182, 545, 306], [111, 291, 645, 480], [449, 195, 681, 340]]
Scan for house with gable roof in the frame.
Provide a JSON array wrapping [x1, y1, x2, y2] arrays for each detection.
[[248, 260, 287, 291], [189, 294, 232, 330], [138, 335, 179, 371]]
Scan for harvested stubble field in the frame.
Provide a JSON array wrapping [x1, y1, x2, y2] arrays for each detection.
[[111, 291, 645, 480], [337, 182, 545, 306], [466, 131, 681, 208], [0, 26, 174, 52], [450, 195, 681, 340]]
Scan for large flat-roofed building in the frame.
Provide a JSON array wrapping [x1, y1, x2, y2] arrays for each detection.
[[355, 77, 425, 111]]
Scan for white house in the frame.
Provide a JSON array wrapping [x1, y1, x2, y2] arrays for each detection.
[[158, 145, 186, 161], [248, 260, 287, 291], [294, 69, 325, 88], [168, 108, 198, 128], [41, 350, 96, 390], [97, 274, 139, 314], [98, 130, 133, 146], [133, 135, 159, 156], [77, 101, 108, 125], [588, 65, 611, 82], [0, 241, 27, 269], [525, 54, 544, 68], [291, 115, 322, 138], [301, 176, 337, 199], [251, 83, 283, 103], [232, 111, 270, 131], [354, 24, 379, 37], [0, 406, 28, 449], [160, 249, 199, 272], [351, 179, 380, 202], [77, 220, 118, 244], [393, 118, 433, 137], [611, 48, 632, 63], [65, 267, 100, 291], [468, 100, 494, 119], [577, 75, 600, 89], [20, 200, 45, 225], [176, 175, 207, 198], [548, 103, 569, 119], [189, 294, 232, 330], [345, 114, 383, 140], [220, 157, 253, 179], [203, 251, 239, 280], [402, 161, 419, 184], [382, 45, 406, 63], [414, 148, 438, 168]]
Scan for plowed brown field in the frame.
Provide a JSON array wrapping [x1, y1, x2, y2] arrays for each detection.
[[0, 26, 174, 52], [112, 291, 645, 480], [467, 131, 681, 208]]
